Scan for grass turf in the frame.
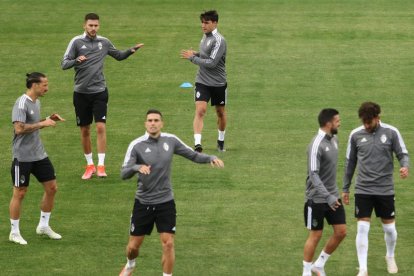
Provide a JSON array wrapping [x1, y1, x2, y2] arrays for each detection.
[[0, 0, 414, 275]]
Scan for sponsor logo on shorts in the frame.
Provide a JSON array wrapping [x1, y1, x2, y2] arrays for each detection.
[[20, 175, 25, 184], [131, 223, 135, 232], [196, 91, 201, 98], [312, 219, 318, 228], [172, 226, 176, 232]]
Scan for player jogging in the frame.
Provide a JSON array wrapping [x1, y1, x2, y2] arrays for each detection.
[[119, 109, 224, 276]]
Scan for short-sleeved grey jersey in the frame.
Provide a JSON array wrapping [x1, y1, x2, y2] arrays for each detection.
[[121, 132, 216, 205], [190, 28, 227, 87], [305, 129, 339, 206], [12, 94, 47, 162], [343, 122, 409, 195], [61, 32, 134, 94]]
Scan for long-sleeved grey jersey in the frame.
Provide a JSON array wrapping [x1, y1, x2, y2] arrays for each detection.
[[343, 122, 409, 195], [305, 129, 339, 206], [190, 28, 227, 87], [121, 132, 216, 205], [61, 32, 134, 94]]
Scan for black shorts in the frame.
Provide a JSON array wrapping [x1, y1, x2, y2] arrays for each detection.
[[73, 89, 108, 126], [355, 194, 395, 219], [304, 200, 346, 230], [130, 199, 176, 236], [11, 157, 56, 187], [194, 82, 227, 106]]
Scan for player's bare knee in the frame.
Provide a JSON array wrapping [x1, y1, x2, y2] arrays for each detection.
[[162, 239, 174, 252], [196, 109, 206, 118], [334, 229, 347, 240], [96, 123, 106, 135], [80, 127, 91, 137], [13, 189, 27, 201]]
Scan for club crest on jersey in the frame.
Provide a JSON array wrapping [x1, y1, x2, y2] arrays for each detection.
[[98, 42, 103, 50], [163, 142, 169, 151], [207, 39, 212, 47], [380, 134, 387, 143]]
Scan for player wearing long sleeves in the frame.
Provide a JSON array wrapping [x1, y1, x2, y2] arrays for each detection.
[[121, 132, 216, 205], [61, 12, 144, 179], [119, 109, 224, 276], [181, 10, 228, 152], [302, 109, 346, 276], [342, 102, 409, 276]]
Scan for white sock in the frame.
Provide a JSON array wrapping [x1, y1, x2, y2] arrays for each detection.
[[356, 221, 370, 271], [84, 153, 94, 165], [382, 222, 397, 257], [10, 219, 20, 234], [127, 258, 136, 268], [163, 273, 172, 276], [39, 211, 51, 227], [218, 130, 225, 141], [194, 134, 202, 145], [98, 153, 105, 166], [303, 260, 312, 274], [314, 250, 330, 267]]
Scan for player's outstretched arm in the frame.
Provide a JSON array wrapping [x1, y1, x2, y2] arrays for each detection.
[[210, 158, 224, 168]]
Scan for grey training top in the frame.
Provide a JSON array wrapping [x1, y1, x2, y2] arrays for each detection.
[[305, 129, 339, 206], [121, 132, 216, 205], [343, 122, 409, 195], [190, 28, 227, 87], [61, 32, 134, 94], [12, 94, 48, 162]]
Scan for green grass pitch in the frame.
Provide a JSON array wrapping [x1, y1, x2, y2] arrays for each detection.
[[0, 0, 414, 275]]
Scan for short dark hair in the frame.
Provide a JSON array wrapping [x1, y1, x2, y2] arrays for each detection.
[[200, 10, 219, 22], [358, 102, 381, 122], [318, 108, 339, 127], [85, 13, 99, 21], [146, 109, 163, 119], [26, 72, 46, 89]]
